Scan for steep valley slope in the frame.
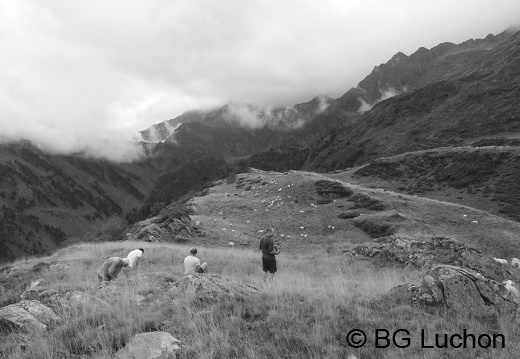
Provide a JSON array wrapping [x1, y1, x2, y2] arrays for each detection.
[[0, 141, 159, 261]]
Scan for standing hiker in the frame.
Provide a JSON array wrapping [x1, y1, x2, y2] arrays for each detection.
[[259, 227, 281, 283]]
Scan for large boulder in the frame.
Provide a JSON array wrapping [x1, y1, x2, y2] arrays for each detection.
[[114, 331, 181, 359], [0, 300, 60, 333], [387, 265, 519, 321], [168, 274, 259, 303]]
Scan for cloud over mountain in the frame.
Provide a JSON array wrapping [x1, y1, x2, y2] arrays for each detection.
[[1, 0, 519, 160]]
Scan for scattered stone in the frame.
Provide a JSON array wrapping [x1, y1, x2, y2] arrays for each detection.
[[115, 331, 181, 359]]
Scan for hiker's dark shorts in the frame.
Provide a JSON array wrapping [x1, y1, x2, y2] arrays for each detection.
[[262, 258, 277, 273]]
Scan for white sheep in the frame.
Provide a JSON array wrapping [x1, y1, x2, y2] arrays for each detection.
[[493, 257, 508, 265], [502, 280, 520, 300], [228, 242, 235, 247], [471, 220, 478, 224], [512, 258, 520, 268]]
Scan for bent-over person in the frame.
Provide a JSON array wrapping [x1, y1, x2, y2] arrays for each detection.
[[97, 257, 130, 283], [124, 248, 144, 276]]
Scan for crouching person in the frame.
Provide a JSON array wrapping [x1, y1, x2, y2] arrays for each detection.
[[97, 257, 130, 284]]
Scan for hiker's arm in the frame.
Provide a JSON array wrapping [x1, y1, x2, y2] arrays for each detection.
[[268, 240, 279, 255]]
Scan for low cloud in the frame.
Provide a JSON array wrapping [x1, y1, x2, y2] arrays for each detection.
[[223, 104, 269, 130], [316, 94, 330, 114], [136, 121, 182, 143], [357, 87, 404, 115], [0, 122, 145, 162], [223, 103, 310, 131]]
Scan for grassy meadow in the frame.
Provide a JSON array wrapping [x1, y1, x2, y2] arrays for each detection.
[[2, 240, 520, 358]]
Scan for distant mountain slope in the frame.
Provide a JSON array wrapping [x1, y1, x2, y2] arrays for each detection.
[[0, 141, 159, 261], [243, 28, 519, 171], [327, 146, 520, 222]]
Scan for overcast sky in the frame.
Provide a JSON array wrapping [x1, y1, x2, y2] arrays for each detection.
[[1, 0, 519, 161]]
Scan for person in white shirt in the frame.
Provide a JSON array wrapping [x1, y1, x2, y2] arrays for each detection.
[[183, 248, 208, 275], [125, 248, 144, 276]]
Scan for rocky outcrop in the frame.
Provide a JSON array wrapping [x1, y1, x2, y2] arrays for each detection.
[[114, 331, 181, 359], [125, 212, 193, 242], [337, 210, 361, 219], [386, 265, 519, 320], [168, 274, 259, 303], [0, 300, 60, 333], [353, 236, 509, 281], [315, 179, 353, 198]]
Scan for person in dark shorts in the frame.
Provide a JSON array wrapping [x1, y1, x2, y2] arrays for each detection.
[[259, 227, 281, 282]]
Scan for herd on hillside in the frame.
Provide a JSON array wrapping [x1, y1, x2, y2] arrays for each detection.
[[493, 256, 520, 299]]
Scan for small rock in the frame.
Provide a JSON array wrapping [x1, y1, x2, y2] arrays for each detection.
[[115, 331, 181, 359]]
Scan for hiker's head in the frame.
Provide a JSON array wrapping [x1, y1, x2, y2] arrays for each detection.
[[138, 248, 145, 253], [190, 247, 197, 255], [266, 228, 275, 236], [122, 258, 130, 266]]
